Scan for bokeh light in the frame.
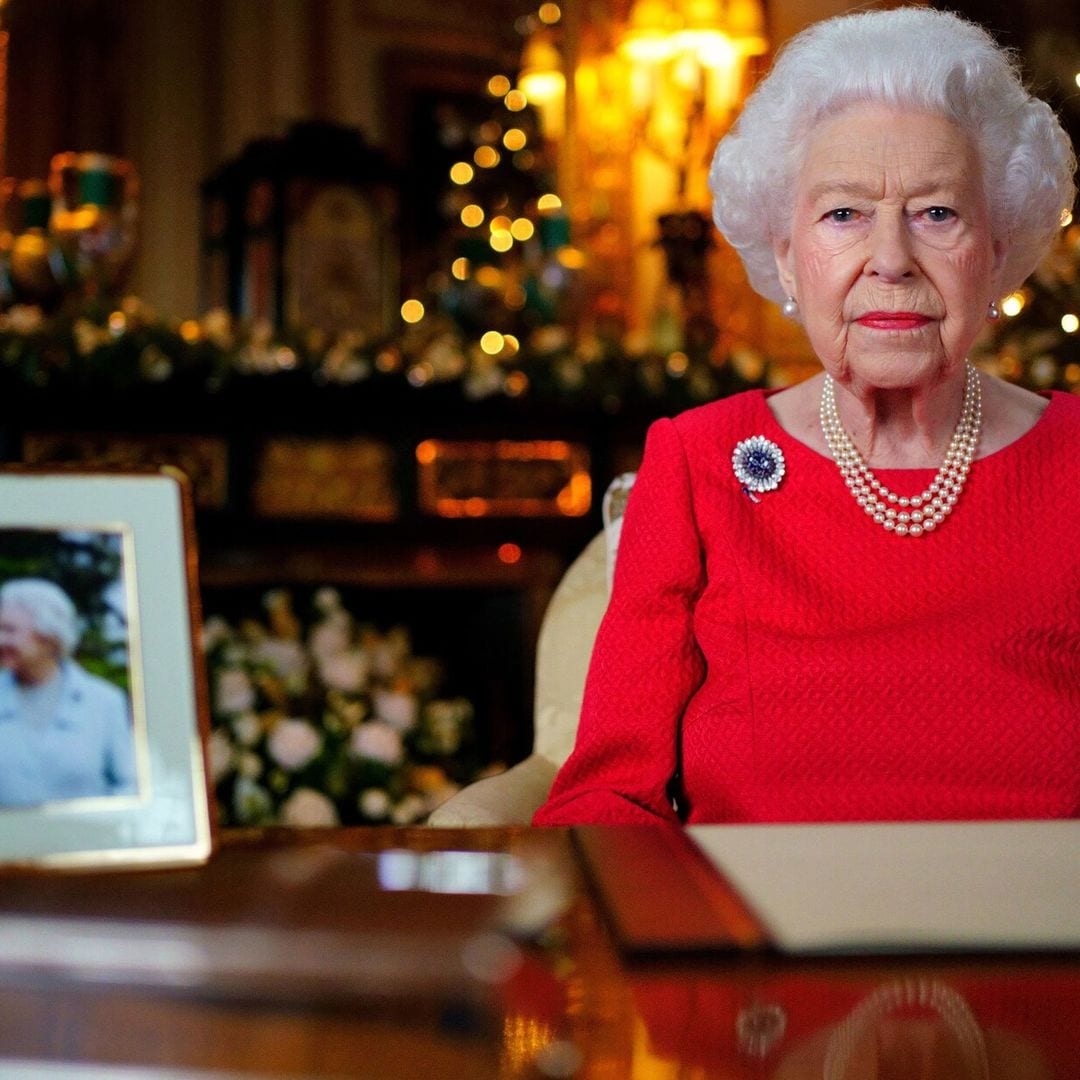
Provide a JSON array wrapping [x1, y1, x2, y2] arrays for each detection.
[[461, 204, 485, 227], [498, 543, 523, 565], [505, 370, 529, 396], [503, 128, 527, 151], [449, 162, 474, 185], [666, 351, 690, 376], [510, 218, 535, 241], [556, 246, 586, 269], [1001, 292, 1025, 317], [480, 331, 505, 354]]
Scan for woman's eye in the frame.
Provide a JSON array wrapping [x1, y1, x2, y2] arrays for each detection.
[[826, 207, 857, 223], [924, 206, 956, 222]]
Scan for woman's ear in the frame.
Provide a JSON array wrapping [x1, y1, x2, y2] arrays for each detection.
[[773, 235, 796, 298], [991, 237, 1006, 285]]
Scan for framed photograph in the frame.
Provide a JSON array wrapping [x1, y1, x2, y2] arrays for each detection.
[[0, 467, 213, 869]]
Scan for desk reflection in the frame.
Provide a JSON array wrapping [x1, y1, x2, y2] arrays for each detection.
[[602, 968, 1075, 1079]]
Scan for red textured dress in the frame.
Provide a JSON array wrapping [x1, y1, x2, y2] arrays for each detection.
[[534, 388, 1080, 826]]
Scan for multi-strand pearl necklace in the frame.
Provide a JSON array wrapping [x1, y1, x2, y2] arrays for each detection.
[[819, 363, 982, 537], [822, 978, 989, 1080]]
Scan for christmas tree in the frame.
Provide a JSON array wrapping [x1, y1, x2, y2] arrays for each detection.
[[973, 216, 1080, 393]]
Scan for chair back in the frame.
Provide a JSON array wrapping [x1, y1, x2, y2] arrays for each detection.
[[532, 473, 636, 764]]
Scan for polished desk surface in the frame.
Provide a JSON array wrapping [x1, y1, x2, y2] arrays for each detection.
[[0, 826, 1077, 1079]]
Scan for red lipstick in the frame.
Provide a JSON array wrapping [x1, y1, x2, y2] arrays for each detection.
[[856, 311, 930, 330]]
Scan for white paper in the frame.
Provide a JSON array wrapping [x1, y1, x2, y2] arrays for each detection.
[[688, 820, 1080, 953]]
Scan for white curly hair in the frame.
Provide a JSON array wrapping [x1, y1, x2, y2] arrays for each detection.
[[0, 578, 81, 657], [709, 6, 1076, 303]]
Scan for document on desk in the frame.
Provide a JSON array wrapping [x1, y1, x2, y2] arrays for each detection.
[[574, 821, 1080, 957], [689, 819, 1080, 954]]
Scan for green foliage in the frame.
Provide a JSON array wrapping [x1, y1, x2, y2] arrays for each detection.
[[0, 298, 766, 409]]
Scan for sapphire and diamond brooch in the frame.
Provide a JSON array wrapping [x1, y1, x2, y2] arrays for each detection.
[[732, 436, 786, 503]]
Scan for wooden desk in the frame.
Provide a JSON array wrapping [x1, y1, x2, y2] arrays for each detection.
[[0, 827, 1078, 1079]]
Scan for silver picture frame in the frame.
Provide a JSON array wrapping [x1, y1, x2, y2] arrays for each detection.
[[0, 467, 212, 869]]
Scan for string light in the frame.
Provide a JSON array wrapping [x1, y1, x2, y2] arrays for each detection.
[[474, 146, 501, 168], [407, 362, 434, 386], [1061, 313, 1079, 333], [449, 162, 474, 185], [556, 246, 586, 269], [375, 348, 401, 373], [401, 299, 425, 323], [1001, 292, 1025, 318], [488, 74, 511, 96], [510, 218, 535, 241], [503, 128, 528, 151], [536, 193, 562, 211], [451, 257, 470, 281], [490, 230, 514, 252], [666, 351, 690, 376], [461, 204, 485, 227], [504, 90, 528, 111], [497, 543, 523, 565], [505, 370, 529, 395], [480, 331, 505, 354], [538, 3, 561, 24]]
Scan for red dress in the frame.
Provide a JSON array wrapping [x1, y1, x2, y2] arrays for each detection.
[[534, 389, 1080, 825]]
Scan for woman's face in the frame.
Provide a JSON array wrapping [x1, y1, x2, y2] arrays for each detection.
[[774, 104, 1001, 395], [0, 603, 59, 683]]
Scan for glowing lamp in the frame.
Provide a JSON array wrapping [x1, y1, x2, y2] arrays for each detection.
[[519, 29, 566, 139]]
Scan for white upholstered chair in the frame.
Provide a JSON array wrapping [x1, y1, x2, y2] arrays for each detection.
[[428, 474, 635, 827]]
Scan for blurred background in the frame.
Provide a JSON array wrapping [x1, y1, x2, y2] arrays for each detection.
[[0, 0, 1077, 826]]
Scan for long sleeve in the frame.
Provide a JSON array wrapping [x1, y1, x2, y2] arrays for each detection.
[[533, 417, 707, 825]]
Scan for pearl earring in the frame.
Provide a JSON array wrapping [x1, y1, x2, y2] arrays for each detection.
[[781, 296, 799, 319], [987, 300, 1001, 320]]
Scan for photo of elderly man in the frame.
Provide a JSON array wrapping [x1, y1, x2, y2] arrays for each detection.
[[0, 577, 137, 807]]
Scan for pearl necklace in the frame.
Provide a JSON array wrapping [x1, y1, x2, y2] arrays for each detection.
[[819, 363, 982, 537], [822, 978, 989, 1080]]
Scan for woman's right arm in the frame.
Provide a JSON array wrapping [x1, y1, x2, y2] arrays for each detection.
[[533, 417, 707, 825]]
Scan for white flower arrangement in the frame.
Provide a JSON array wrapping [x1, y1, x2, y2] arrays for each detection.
[[267, 719, 323, 772], [204, 589, 478, 827]]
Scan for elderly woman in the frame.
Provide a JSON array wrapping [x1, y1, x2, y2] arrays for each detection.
[[535, 7, 1079, 826], [0, 577, 136, 807]]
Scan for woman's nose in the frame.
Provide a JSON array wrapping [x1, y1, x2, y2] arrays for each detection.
[[864, 213, 916, 281]]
